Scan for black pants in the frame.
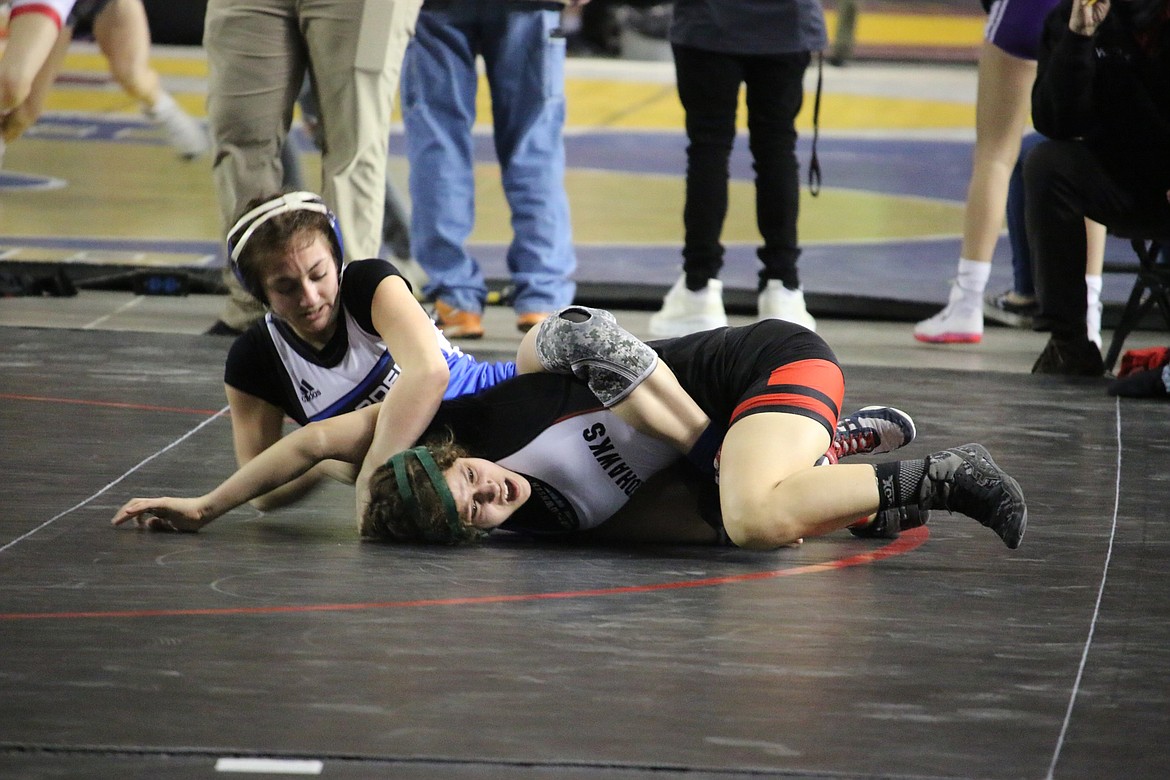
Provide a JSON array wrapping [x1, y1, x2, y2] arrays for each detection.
[[1024, 139, 1170, 339], [672, 44, 810, 291]]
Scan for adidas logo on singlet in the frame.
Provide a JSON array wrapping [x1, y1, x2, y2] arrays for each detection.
[[299, 378, 322, 403]]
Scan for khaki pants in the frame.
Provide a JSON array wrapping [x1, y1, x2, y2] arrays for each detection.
[[204, 0, 422, 329]]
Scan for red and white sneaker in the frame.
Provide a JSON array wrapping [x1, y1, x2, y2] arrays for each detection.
[[914, 284, 983, 344]]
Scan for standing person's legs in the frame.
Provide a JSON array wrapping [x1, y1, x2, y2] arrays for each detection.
[[482, 3, 576, 328], [961, 42, 1033, 265], [402, 4, 487, 319], [0, 16, 71, 147], [744, 51, 807, 291], [915, 40, 1034, 344], [743, 51, 815, 330], [674, 44, 741, 289], [93, 0, 208, 159], [0, 11, 61, 115], [307, 0, 419, 262], [1005, 131, 1043, 301], [205, 0, 305, 331], [93, 0, 160, 107], [647, 44, 739, 338]]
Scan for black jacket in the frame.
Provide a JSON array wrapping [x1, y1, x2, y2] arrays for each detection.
[[1032, 0, 1170, 192]]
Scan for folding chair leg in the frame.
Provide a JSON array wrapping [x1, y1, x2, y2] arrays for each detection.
[[1104, 281, 1151, 371]]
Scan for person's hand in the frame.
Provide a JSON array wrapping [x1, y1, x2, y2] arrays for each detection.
[[1070, 0, 1110, 36], [111, 497, 209, 533]]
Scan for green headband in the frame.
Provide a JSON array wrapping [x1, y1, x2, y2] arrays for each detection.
[[386, 446, 463, 543]]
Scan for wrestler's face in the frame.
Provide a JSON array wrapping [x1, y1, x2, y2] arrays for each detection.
[[260, 231, 340, 346], [444, 458, 531, 531]]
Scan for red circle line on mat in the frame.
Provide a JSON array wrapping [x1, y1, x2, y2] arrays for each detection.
[[0, 528, 928, 622]]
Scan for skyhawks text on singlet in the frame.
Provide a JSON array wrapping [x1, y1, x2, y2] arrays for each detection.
[[581, 423, 642, 496]]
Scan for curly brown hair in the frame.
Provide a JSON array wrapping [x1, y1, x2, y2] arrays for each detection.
[[361, 434, 484, 545]]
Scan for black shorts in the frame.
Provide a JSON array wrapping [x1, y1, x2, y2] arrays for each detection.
[[651, 320, 843, 438], [68, 0, 115, 28]]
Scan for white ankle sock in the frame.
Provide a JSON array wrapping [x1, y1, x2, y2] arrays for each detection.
[[953, 258, 991, 307], [1085, 273, 1102, 307], [1085, 273, 1103, 346], [146, 91, 176, 118]]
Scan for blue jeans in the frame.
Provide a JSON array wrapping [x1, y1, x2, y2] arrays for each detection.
[[1007, 132, 1045, 297], [402, 1, 576, 315]]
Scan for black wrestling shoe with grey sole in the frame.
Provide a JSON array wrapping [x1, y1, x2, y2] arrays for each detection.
[[920, 443, 1026, 549]]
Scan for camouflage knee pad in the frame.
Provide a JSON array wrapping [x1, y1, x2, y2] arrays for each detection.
[[534, 306, 658, 407]]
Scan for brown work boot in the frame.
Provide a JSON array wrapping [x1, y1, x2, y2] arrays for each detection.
[[434, 300, 484, 339], [516, 311, 550, 333]]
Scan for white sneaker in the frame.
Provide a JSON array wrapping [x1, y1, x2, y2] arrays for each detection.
[[914, 283, 983, 343], [146, 92, 210, 160], [1086, 300, 1103, 349], [648, 274, 728, 337], [758, 279, 816, 331]]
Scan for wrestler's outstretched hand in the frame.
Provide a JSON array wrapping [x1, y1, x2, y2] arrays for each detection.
[[112, 497, 209, 533]]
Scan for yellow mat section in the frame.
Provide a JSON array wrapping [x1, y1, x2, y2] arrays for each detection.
[[3, 139, 962, 248], [41, 77, 975, 133], [6, 15, 976, 253]]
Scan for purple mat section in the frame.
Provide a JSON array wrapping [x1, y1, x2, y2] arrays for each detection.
[[3, 121, 1149, 309]]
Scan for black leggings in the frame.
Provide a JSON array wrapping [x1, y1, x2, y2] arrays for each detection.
[[672, 44, 810, 291]]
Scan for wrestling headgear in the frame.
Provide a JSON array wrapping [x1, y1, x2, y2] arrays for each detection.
[[225, 191, 344, 301]]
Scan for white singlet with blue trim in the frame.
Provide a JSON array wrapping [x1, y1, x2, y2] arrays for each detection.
[[264, 308, 401, 422]]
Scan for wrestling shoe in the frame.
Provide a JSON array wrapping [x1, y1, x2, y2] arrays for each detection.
[[830, 405, 916, 462], [1031, 336, 1104, 376], [849, 504, 930, 540], [919, 443, 1026, 549], [433, 300, 484, 339], [648, 275, 727, 337], [146, 92, 210, 160], [758, 280, 816, 331], [914, 283, 982, 343]]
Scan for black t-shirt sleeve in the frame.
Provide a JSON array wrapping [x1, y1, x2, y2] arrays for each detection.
[[340, 258, 408, 335], [223, 325, 286, 410]]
